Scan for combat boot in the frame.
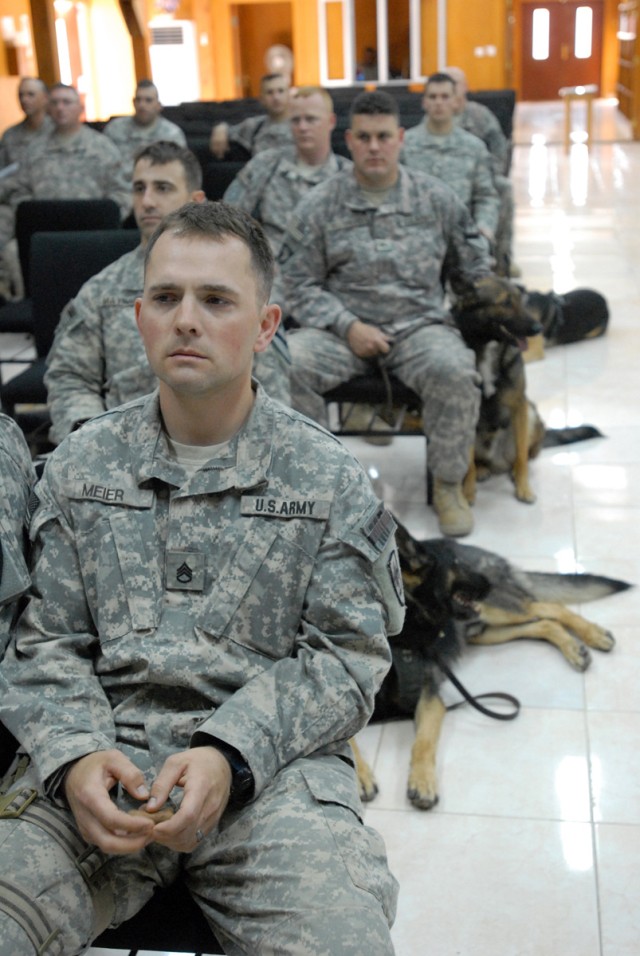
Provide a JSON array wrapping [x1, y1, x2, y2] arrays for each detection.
[[432, 479, 474, 537]]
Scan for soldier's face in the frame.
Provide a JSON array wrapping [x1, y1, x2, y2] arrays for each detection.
[[423, 83, 456, 124], [290, 93, 335, 160], [260, 78, 290, 118], [49, 88, 83, 132], [346, 114, 404, 189], [135, 233, 279, 401], [18, 80, 48, 117], [133, 88, 162, 125], [132, 159, 203, 243]]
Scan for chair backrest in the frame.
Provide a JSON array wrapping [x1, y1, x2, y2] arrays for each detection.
[[30, 229, 140, 358], [15, 198, 122, 295]]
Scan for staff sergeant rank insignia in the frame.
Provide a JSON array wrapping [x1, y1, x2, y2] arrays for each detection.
[[166, 551, 205, 591]]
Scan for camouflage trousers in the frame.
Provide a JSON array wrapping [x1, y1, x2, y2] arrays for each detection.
[[288, 323, 481, 483], [0, 754, 397, 956]]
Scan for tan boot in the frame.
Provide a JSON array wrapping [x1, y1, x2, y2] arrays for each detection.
[[432, 479, 474, 537]]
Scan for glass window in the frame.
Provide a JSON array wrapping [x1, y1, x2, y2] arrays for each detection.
[[532, 8, 550, 61], [575, 6, 593, 59]]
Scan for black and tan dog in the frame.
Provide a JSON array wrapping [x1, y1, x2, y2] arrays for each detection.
[[453, 275, 544, 504], [352, 522, 631, 810]]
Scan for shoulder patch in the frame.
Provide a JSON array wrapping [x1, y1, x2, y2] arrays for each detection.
[[361, 503, 396, 554]]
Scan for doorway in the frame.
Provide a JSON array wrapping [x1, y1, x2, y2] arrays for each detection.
[[521, 2, 603, 100], [231, 3, 293, 98]]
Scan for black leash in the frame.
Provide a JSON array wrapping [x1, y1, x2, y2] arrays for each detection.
[[406, 594, 521, 722], [430, 649, 521, 721]]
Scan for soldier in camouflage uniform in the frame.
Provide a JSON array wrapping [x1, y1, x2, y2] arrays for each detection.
[[45, 143, 290, 446], [0, 202, 401, 955], [209, 73, 294, 159], [224, 86, 352, 309], [0, 78, 53, 197], [281, 91, 492, 538], [403, 73, 499, 248], [103, 80, 187, 178], [0, 83, 131, 253], [445, 66, 517, 277], [0, 414, 34, 658]]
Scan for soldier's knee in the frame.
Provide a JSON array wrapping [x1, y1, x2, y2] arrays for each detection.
[[0, 878, 66, 955]]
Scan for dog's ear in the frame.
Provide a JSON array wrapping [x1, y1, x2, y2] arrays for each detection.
[[393, 520, 426, 573]]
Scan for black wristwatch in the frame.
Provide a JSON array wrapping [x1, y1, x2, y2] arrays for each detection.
[[203, 738, 255, 808]]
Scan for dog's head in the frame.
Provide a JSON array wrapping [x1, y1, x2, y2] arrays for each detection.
[[454, 276, 543, 349], [394, 523, 490, 626]]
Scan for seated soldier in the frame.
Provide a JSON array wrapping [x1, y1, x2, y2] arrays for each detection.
[[403, 72, 499, 254], [209, 73, 294, 159], [0, 202, 400, 955], [103, 80, 187, 177], [281, 91, 492, 537], [224, 85, 351, 308], [45, 142, 290, 447], [0, 413, 34, 658]]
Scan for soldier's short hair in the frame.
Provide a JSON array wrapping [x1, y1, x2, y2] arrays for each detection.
[[135, 78, 158, 96], [349, 90, 399, 124], [18, 76, 48, 94], [424, 72, 456, 91], [133, 141, 203, 193], [261, 73, 288, 88], [293, 86, 334, 113], [144, 201, 274, 304]]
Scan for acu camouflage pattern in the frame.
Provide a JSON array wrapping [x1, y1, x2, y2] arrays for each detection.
[[103, 115, 188, 177], [280, 164, 491, 338], [279, 165, 490, 482], [0, 116, 54, 202], [0, 126, 130, 248], [224, 145, 352, 309], [402, 123, 499, 238], [227, 114, 294, 155], [45, 245, 290, 446], [456, 100, 510, 178], [0, 387, 399, 952], [0, 414, 34, 656]]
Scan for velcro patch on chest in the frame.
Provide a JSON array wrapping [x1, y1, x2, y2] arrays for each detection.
[[241, 496, 331, 519]]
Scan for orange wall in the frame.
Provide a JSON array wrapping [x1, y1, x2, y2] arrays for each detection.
[[446, 0, 507, 88]]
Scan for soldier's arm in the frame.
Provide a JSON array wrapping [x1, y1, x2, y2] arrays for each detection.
[[189, 457, 403, 803], [44, 279, 110, 444], [279, 196, 362, 338], [470, 148, 500, 241], [442, 191, 493, 294]]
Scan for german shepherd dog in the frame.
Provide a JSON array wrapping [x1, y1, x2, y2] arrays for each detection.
[[453, 275, 544, 504], [352, 522, 631, 810], [452, 276, 602, 504]]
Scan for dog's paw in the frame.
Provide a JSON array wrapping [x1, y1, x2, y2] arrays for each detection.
[[564, 640, 592, 671], [358, 774, 379, 803], [407, 783, 439, 811], [407, 767, 439, 810], [582, 624, 616, 652], [515, 484, 536, 504]]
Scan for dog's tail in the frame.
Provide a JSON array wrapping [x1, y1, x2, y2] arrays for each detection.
[[524, 572, 632, 603], [542, 425, 604, 447]]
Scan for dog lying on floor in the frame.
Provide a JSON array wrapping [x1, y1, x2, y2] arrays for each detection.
[[352, 522, 631, 810]]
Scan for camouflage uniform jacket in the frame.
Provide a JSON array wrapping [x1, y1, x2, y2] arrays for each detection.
[[2, 125, 131, 227], [224, 146, 352, 256], [280, 165, 492, 339], [0, 414, 35, 656], [402, 124, 499, 238], [0, 116, 54, 202], [103, 115, 188, 176], [456, 100, 509, 178], [44, 245, 153, 445], [0, 387, 402, 798], [228, 114, 294, 155]]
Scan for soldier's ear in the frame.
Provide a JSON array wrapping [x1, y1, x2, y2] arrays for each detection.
[[134, 297, 143, 334]]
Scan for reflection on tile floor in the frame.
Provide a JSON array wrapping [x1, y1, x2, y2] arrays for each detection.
[[78, 101, 640, 955]]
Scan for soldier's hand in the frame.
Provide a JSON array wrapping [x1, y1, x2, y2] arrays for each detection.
[[64, 749, 155, 855], [209, 123, 230, 158], [347, 320, 394, 358], [141, 747, 233, 853]]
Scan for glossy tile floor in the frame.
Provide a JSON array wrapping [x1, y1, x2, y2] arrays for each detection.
[[4, 100, 635, 956]]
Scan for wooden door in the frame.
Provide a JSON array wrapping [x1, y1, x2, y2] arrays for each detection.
[[521, 2, 603, 100]]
